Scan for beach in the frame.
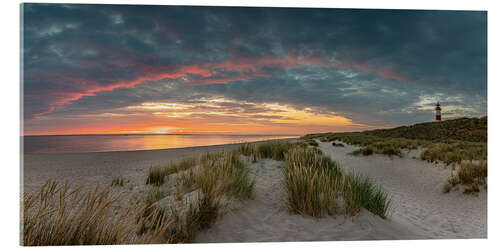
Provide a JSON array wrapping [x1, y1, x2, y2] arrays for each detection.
[[22, 139, 487, 242]]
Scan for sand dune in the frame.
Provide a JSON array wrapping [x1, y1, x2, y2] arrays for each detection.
[[22, 139, 487, 243], [195, 141, 486, 242]]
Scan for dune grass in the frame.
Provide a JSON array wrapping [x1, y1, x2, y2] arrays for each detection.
[[22, 181, 147, 246], [24, 149, 257, 246], [193, 151, 256, 200], [233, 143, 259, 162], [146, 157, 198, 186], [257, 141, 297, 161], [420, 141, 487, 166], [283, 147, 391, 218], [283, 147, 343, 217], [444, 160, 487, 194], [343, 173, 391, 218], [111, 176, 126, 186]]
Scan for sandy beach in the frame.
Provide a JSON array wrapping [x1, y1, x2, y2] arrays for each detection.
[[22, 139, 487, 242]]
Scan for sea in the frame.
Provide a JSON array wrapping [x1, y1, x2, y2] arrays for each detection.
[[22, 134, 299, 154]]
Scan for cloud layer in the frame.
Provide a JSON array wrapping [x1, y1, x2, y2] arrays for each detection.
[[22, 4, 487, 135]]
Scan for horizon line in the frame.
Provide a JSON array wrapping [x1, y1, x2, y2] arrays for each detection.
[[22, 133, 304, 137]]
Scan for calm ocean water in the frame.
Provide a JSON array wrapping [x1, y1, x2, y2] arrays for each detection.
[[23, 134, 299, 154]]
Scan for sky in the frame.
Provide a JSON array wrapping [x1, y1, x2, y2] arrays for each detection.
[[21, 4, 487, 135]]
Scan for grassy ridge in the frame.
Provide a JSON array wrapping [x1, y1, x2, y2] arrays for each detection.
[[304, 117, 487, 194], [364, 117, 487, 143], [306, 117, 486, 143]]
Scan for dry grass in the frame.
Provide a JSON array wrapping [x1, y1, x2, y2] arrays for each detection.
[[23, 149, 257, 246], [443, 161, 487, 194], [22, 180, 159, 246]]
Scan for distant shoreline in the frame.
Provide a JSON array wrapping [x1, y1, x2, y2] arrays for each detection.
[[22, 137, 299, 155], [22, 133, 303, 137]]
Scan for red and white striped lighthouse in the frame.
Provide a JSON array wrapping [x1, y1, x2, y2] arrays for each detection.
[[435, 102, 441, 121]]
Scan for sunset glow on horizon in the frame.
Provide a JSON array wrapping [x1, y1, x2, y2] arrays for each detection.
[[22, 5, 486, 136]]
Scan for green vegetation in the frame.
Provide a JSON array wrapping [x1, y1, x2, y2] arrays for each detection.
[[420, 141, 486, 165], [257, 141, 298, 161], [284, 147, 343, 217], [343, 173, 391, 217], [363, 117, 487, 143], [283, 147, 391, 218], [444, 161, 487, 194], [144, 187, 166, 206], [111, 176, 125, 186], [304, 117, 487, 193], [146, 157, 198, 186]]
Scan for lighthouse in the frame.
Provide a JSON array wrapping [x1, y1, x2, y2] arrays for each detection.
[[435, 102, 441, 121]]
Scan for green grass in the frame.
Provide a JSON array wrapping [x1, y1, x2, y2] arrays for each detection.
[[283, 147, 343, 217], [257, 141, 296, 161], [305, 118, 487, 166], [343, 173, 391, 218], [146, 157, 198, 186], [111, 176, 126, 186], [420, 141, 487, 165], [283, 147, 391, 218], [350, 147, 373, 156], [306, 117, 487, 143], [144, 187, 166, 206]]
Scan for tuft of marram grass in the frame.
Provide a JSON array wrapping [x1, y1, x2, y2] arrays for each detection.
[[343, 173, 391, 218], [283, 147, 391, 219], [22, 180, 148, 246], [146, 157, 198, 186], [283, 147, 343, 217], [111, 176, 125, 186], [146, 166, 167, 186]]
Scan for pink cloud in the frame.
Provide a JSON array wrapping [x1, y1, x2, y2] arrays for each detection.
[[26, 53, 411, 120]]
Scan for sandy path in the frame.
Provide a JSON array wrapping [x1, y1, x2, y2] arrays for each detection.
[[318, 141, 487, 239]]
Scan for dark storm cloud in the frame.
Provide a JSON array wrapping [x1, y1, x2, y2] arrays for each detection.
[[22, 4, 487, 128]]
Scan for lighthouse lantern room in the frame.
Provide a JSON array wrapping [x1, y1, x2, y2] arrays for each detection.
[[435, 102, 441, 121]]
